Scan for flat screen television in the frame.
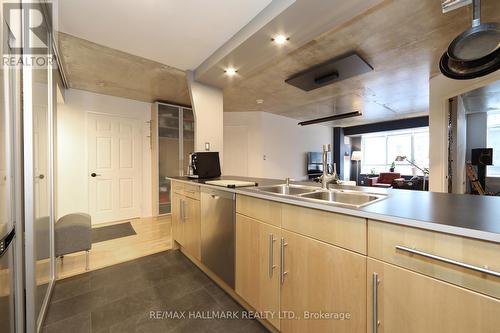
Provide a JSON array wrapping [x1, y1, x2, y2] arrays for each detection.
[[307, 152, 332, 175]]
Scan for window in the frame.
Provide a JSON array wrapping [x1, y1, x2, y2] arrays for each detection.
[[360, 128, 429, 175], [487, 112, 500, 177]]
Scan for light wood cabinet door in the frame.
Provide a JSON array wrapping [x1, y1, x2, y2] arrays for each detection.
[[367, 258, 500, 333], [236, 214, 281, 329], [236, 195, 282, 227], [368, 220, 500, 299], [183, 196, 201, 260], [171, 192, 184, 246], [280, 229, 366, 333]]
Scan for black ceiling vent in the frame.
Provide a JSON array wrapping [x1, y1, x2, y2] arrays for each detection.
[[285, 52, 373, 91]]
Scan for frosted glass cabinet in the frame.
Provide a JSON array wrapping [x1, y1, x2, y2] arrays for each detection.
[[151, 102, 194, 215]]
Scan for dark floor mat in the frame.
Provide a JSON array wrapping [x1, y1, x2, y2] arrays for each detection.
[[91, 222, 136, 243]]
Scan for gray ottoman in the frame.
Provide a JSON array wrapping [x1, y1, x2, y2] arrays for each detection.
[[55, 213, 92, 270]]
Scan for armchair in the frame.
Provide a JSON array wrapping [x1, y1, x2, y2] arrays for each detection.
[[368, 172, 404, 188]]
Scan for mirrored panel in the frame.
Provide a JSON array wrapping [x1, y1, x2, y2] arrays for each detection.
[[0, 50, 16, 333]]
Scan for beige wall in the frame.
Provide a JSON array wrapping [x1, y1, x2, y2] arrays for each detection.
[[56, 89, 153, 219], [186, 72, 224, 165], [224, 111, 332, 180]]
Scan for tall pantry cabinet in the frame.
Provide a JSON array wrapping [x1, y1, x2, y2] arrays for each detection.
[[151, 102, 194, 215]]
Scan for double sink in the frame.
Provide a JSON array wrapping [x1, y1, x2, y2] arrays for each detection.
[[253, 184, 387, 208]]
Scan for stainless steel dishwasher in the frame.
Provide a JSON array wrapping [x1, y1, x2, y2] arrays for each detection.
[[200, 187, 235, 288]]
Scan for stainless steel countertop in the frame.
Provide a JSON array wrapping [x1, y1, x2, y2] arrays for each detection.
[[168, 176, 500, 243]]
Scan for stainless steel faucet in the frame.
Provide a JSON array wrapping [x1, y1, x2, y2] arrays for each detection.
[[319, 144, 338, 189]]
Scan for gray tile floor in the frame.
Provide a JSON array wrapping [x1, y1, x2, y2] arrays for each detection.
[[43, 250, 269, 333]]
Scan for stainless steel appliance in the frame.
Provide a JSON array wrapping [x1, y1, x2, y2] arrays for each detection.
[[200, 188, 235, 288], [1, 32, 18, 333], [0, 217, 16, 333], [187, 152, 221, 179]]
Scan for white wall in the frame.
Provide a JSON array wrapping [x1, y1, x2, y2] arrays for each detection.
[[56, 89, 152, 219], [224, 112, 264, 177], [186, 72, 224, 164], [224, 111, 332, 180]]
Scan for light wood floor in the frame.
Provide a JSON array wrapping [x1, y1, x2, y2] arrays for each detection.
[[35, 216, 172, 282]]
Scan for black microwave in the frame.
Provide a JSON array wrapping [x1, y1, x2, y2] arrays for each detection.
[[187, 152, 221, 179]]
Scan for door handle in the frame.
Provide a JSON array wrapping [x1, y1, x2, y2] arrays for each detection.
[[183, 200, 188, 220], [90, 173, 101, 178], [269, 234, 277, 278], [180, 199, 184, 221], [280, 238, 288, 284], [395, 245, 500, 278], [372, 272, 380, 333], [36, 174, 45, 180]]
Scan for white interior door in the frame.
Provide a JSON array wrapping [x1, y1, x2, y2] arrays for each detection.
[[88, 113, 142, 224]]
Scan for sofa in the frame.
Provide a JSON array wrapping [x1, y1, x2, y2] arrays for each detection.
[[367, 172, 404, 188]]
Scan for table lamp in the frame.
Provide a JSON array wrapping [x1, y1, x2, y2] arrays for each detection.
[[351, 151, 362, 185]]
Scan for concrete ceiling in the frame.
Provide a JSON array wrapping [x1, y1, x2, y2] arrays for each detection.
[[462, 80, 500, 114], [221, 0, 500, 127], [56, 0, 500, 126], [58, 0, 272, 71], [195, 0, 383, 87], [57, 32, 191, 105]]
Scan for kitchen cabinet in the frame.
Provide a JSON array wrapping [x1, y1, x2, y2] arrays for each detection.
[[171, 185, 201, 260], [171, 191, 184, 246], [368, 219, 500, 299], [282, 203, 366, 254], [235, 194, 368, 333], [236, 195, 281, 227], [183, 196, 201, 260], [367, 258, 500, 333], [280, 229, 366, 333], [235, 214, 281, 329], [151, 102, 194, 215]]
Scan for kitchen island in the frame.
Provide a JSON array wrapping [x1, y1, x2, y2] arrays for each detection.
[[168, 176, 500, 333], [170, 175, 500, 242]]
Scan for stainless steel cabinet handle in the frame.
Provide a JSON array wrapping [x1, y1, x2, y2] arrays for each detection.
[[269, 234, 277, 278], [180, 199, 185, 222], [183, 200, 188, 221], [395, 245, 500, 278], [372, 272, 380, 333], [280, 238, 288, 284]]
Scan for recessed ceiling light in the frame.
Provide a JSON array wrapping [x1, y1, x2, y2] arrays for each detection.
[[272, 35, 289, 45], [225, 68, 237, 76]]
